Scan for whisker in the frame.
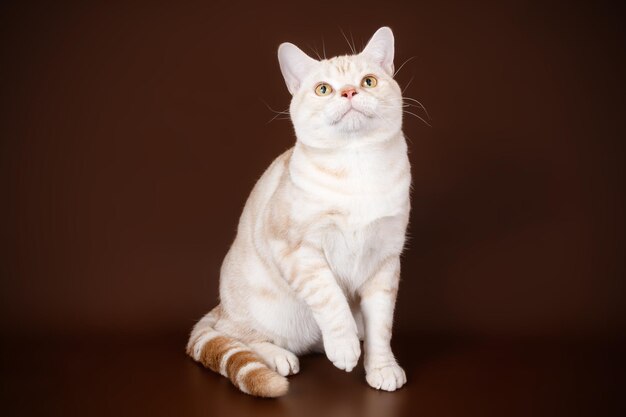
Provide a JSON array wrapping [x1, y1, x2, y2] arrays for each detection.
[[266, 114, 291, 124], [402, 76, 414, 94], [259, 98, 290, 115], [260, 98, 291, 124], [266, 108, 290, 115], [393, 56, 415, 78], [402, 97, 431, 120], [403, 110, 432, 127], [380, 96, 432, 121], [378, 104, 414, 109], [339, 27, 356, 54], [321, 36, 327, 59], [349, 31, 357, 54], [379, 99, 421, 109], [307, 44, 322, 60]]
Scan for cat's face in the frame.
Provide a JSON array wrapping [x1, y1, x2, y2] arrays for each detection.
[[278, 27, 402, 148]]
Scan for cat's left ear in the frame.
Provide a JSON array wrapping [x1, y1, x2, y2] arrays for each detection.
[[278, 43, 318, 95], [361, 27, 395, 76]]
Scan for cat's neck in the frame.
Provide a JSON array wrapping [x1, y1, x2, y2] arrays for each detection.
[[289, 130, 409, 194], [294, 130, 406, 165], [292, 129, 405, 161]]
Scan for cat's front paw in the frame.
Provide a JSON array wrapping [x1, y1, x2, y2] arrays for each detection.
[[366, 363, 407, 391], [324, 333, 361, 372]]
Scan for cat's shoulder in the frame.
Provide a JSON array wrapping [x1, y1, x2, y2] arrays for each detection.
[[272, 147, 294, 168], [252, 146, 295, 192]]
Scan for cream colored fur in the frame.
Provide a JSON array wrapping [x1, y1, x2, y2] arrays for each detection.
[[188, 27, 410, 396]]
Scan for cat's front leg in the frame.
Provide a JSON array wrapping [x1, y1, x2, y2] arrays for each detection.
[[359, 256, 406, 391], [281, 245, 360, 372]]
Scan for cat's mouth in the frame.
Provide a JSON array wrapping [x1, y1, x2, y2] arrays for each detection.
[[332, 107, 371, 125], [344, 108, 366, 117]]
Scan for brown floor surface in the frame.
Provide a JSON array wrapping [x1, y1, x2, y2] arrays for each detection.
[[2, 333, 623, 417]]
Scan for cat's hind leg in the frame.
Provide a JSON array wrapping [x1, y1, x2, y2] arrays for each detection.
[[249, 342, 300, 376]]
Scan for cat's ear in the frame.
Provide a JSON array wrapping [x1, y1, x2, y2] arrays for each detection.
[[361, 26, 395, 76], [278, 42, 318, 95]]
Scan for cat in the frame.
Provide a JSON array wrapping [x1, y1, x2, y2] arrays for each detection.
[[186, 26, 411, 397]]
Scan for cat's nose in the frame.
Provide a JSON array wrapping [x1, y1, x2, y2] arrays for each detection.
[[340, 87, 358, 99]]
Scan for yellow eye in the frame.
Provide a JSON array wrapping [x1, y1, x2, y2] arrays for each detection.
[[361, 75, 378, 88], [315, 83, 333, 96]]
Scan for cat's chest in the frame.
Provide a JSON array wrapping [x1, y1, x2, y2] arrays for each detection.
[[286, 140, 410, 289], [321, 213, 407, 294]]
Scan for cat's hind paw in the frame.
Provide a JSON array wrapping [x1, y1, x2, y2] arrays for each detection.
[[366, 363, 406, 391], [271, 350, 299, 376], [252, 342, 300, 376]]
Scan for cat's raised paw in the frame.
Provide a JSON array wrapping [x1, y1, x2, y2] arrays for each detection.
[[366, 364, 407, 391], [324, 334, 361, 372]]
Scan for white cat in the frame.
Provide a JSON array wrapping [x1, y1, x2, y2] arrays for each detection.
[[187, 27, 410, 397]]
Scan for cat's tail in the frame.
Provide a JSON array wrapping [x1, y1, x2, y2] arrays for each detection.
[[186, 307, 289, 398]]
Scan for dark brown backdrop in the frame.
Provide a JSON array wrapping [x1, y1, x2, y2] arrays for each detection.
[[1, 0, 625, 342], [2, 1, 626, 416]]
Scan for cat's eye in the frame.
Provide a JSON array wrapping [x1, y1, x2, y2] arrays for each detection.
[[315, 83, 333, 96], [361, 75, 378, 88]]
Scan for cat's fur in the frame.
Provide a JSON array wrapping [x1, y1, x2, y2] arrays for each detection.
[[186, 27, 410, 397]]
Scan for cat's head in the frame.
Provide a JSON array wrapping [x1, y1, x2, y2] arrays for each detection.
[[278, 27, 402, 148]]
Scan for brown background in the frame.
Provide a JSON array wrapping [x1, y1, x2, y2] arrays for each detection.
[[1, 1, 625, 416]]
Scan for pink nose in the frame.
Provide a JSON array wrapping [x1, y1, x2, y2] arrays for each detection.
[[340, 87, 358, 99]]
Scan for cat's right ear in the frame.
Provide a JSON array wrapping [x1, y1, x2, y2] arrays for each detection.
[[278, 43, 318, 95]]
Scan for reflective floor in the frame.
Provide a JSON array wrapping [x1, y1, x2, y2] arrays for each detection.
[[2, 332, 623, 417]]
